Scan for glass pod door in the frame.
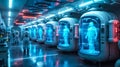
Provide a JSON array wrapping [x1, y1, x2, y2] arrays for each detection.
[[38, 26, 44, 41], [79, 16, 100, 55], [58, 21, 70, 47], [46, 24, 54, 43]]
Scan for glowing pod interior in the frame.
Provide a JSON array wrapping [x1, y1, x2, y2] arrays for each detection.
[[31, 25, 37, 41], [57, 17, 79, 51], [28, 26, 32, 40], [78, 11, 120, 61], [45, 20, 58, 46], [37, 23, 46, 43]]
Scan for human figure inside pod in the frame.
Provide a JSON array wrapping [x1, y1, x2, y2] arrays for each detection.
[[63, 25, 70, 46], [81, 21, 99, 54], [28, 26, 32, 40], [45, 19, 58, 46], [31, 25, 37, 41], [37, 23, 46, 43], [30, 26, 34, 39], [46, 25, 53, 42], [78, 11, 120, 62], [33, 26, 37, 39], [59, 22, 70, 47], [38, 26, 43, 40], [57, 16, 79, 51]]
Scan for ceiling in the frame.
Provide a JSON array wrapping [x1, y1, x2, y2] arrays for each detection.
[[0, 0, 27, 27], [0, 0, 77, 27]]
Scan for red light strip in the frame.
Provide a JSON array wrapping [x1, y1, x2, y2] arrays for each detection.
[[113, 20, 119, 42], [15, 22, 25, 25], [75, 24, 79, 38], [22, 16, 37, 19]]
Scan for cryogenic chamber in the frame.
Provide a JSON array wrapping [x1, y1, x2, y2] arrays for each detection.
[[28, 26, 32, 40], [78, 11, 120, 61], [57, 17, 79, 51], [45, 20, 58, 46], [31, 25, 37, 41], [37, 23, 46, 43]]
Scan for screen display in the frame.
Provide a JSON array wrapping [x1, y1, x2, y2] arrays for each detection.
[[79, 16, 100, 55], [38, 26, 44, 40], [58, 21, 70, 47], [46, 24, 54, 43]]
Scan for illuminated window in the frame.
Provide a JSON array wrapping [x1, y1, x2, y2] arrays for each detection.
[[46, 24, 54, 43], [58, 21, 70, 47], [79, 16, 100, 55], [38, 26, 44, 40]]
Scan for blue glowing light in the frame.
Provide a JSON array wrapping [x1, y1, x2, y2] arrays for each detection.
[[8, 11, 11, 17], [46, 14, 55, 19], [85, 22, 97, 51], [79, 0, 103, 7], [28, 28, 32, 37], [9, 0, 12, 8], [33, 28, 36, 38], [29, 44, 32, 56], [79, 16, 100, 55], [8, 20, 11, 26], [31, 27, 37, 39], [46, 24, 54, 42], [8, 18, 11, 21], [58, 8, 73, 14], [33, 46, 36, 53], [37, 62, 44, 67], [62, 25, 70, 46], [8, 51, 11, 67], [39, 49, 43, 56], [63, 61, 69, 67], [59, 22, 70, 47], [79, 1, 93, 7], [38, 26, 43, 40], [31, 57, 37, 63]]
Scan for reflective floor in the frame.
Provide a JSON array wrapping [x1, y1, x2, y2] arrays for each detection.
[[8, 41, 115, 67]]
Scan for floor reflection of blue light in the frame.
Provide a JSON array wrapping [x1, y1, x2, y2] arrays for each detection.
[[80, 49, 100, 55], [9, 41, 114, 67], [33, 46, 36, 53], [11, 54, 58, 61], [37, 62, 44, 67], [20, 45, 23, 52], [29, 44, 32, 56], [8, 50, 11, 67], [31, 57, 37, 63], [63, 60, 69, 67], [39, 49, 43, 56]]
